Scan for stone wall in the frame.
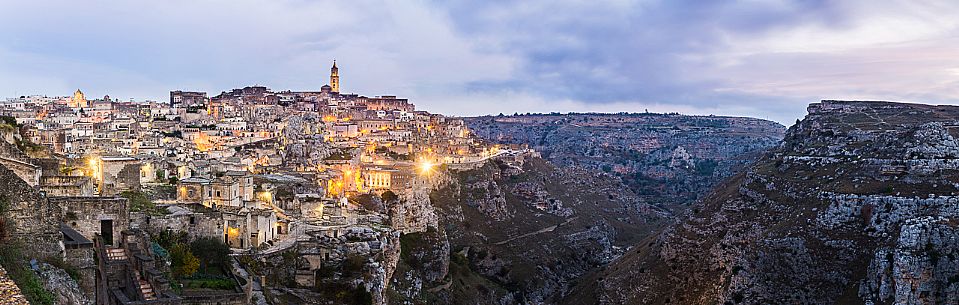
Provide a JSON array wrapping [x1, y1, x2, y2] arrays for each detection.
[[51, 197, 129, 247], [0, 157, 40, 187], [130, 208, 223, 242], [65, 247, 96, 299], [100, 160, 141, 196], [0, 163, 61, 257], [181, 294, 246, 305], [41, 175, 96, 197]]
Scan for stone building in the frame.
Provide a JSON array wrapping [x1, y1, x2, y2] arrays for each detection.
[[364, 95, 414, 112], [0, 155, 40, 186], [41, 175, 96, 196], [177, 177, 211, 205], [330, 123, 359, 138], [131, 205, 222, 242], [52, 197, 129, 247], [363, 167, 396, 191], [169, 90, 208, 109], [220, 206, 279, 249], [210, 176, 242, 207], [0, 163, 61, 257], [329, 60, 340, 93], [176, 171, 254, 208], [94, 156, 141, 196], [357, 119, 395, 133], [71, 89, 88, 108], [293, 193, 327, 219], [61, 224, 96, 299]]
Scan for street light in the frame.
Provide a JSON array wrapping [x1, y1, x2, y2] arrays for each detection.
[[418, 159, 435, 175]]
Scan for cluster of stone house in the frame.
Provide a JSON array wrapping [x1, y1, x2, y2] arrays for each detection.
[[0, 60, 513, 304]]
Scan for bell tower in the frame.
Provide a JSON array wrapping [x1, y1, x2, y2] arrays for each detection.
[[330, 60, 340, 93]]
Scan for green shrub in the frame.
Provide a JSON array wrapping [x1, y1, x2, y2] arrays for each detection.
[[42, 256, 80, 282], [0, 115, 17, 127], [0, 244, 56, 305], [154, 230, 188, 250], [184, 277, 235, 290], [170, 243, 199, 278], [190, 237, 231, 274], [120, 190, 167, 215]]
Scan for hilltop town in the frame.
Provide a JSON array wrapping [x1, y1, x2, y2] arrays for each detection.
[[0, 60, 795, 305], [0, 62, 522, 304], [4, 1, 957, 304], [0, 59, 799, 305]]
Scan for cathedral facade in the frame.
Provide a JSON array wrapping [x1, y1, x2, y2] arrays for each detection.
[[71, 89, 87, 108]]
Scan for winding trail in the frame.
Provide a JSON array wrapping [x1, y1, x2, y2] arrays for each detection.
[[493, 216, 579, 246]]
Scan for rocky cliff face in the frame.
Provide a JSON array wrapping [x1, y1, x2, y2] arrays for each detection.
[[389, 154, 669, 304], [36, 262, 92, 305], [382, 114, 785, 304], [566, 101, 959, 305], [389, 173, 449, 234], [464, 114, 784, 213], [252, 224, 402, 305]]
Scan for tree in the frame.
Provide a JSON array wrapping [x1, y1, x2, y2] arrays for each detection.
[[380, 190, 398, 203], [170, 243, 199, 278], [190, 237, 230, 273], [352, 284, 373, 305], [0, 115, 18, 127], [155, 230, 188, 250], [120, 190, 157, 213]]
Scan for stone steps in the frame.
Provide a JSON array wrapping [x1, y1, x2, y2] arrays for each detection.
[[106, 248, 127, 261], [139, 279, 155, 300]]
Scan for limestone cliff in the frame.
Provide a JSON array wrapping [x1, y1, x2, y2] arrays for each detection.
[[464, 113, 785, 213], [386, 113, 785, 304], [566, 101, 959, 304], [389, 155, 669, 304]]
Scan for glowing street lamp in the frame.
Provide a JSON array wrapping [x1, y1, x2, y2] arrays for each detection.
[[87, 156, 101, 181], [418, 159, 435, 175]]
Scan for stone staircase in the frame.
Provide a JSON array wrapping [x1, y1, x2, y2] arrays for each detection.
[[106, 248, 127, 261], [97, 230, 184, 304], [138, 277, 156, 301]]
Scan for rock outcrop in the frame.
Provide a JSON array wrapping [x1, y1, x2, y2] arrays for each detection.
[[36, 263, 92, 305], [382, 114, 785, 304], [566, 101, 959, 305], [389, 155, 669, 304], [464, 113, 785, 211]]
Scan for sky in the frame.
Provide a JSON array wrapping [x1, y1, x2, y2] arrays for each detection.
[[1, 0, 959, 124]]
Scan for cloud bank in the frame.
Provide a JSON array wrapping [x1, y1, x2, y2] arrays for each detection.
[[1, 0, 958, 123]]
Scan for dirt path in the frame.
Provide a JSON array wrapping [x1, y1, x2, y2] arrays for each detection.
[[493, 216, 579, 246]]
